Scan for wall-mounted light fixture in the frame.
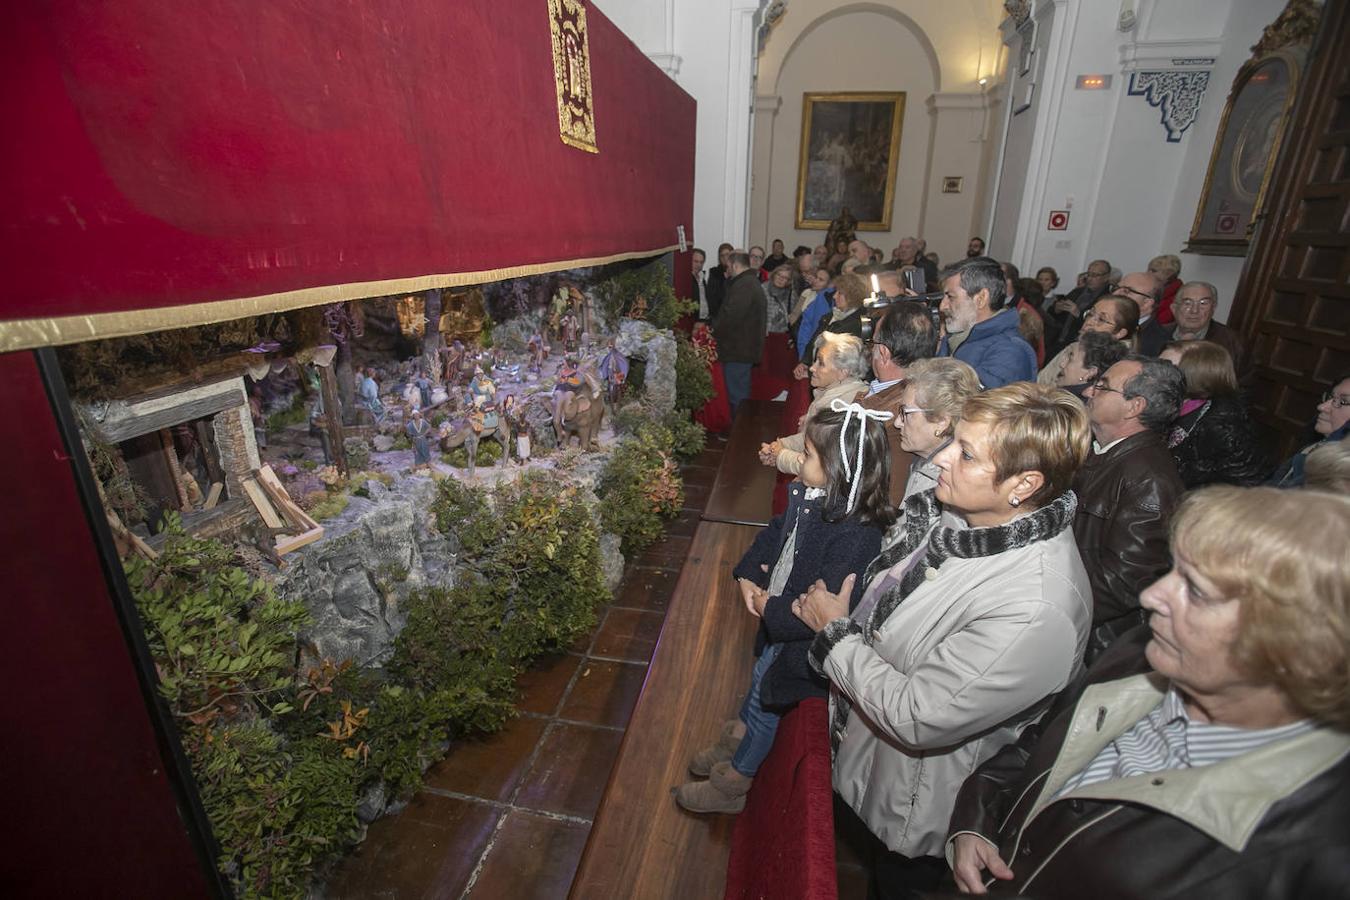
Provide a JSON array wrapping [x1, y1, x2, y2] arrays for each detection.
[[1075, 74, 1112, 90]]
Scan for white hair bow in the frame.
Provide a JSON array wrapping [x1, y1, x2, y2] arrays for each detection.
[[829, 398, 894, 513]]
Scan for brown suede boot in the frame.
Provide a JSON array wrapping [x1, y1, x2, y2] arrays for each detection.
[[674, 761, 752, 814], [688, 719, 746, 777]]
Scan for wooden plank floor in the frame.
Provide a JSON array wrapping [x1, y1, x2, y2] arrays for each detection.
[[701, 399, 782, 527], [569, 519, 762, 899]]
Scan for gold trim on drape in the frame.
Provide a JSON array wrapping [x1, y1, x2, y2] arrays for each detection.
[[0, 245, 678, 353]]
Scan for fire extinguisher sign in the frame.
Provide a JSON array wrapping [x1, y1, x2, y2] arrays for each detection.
[[1047, 210, 1070, 230]]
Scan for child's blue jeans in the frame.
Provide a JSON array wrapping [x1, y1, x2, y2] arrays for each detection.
[[731, 643, 782, 778]]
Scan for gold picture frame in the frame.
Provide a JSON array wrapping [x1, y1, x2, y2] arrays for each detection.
[[795, 92, 905, 231], [1186, 49, 1302, 256]]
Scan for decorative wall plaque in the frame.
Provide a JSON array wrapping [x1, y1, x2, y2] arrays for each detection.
[[1128, 70, 1211, 142], [549, 0, 598, 153]]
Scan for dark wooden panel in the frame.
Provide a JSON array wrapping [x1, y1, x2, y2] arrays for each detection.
[[570, 520, 760, 900], [702, 399, 782, 526], [1231, 1, 1350, 461]]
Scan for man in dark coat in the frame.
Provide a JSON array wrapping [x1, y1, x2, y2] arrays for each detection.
[[704, 242, 734, 322], [1046, 258, 1111, 358], [1074, 356, 1185, 661], [712, 250, 767, 415], [1163, 280, 1247, 378]]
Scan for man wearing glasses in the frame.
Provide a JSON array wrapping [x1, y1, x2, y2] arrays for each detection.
[[1073, 357, 1185, 662], [1108, 271, 1168, 356], [1046, 258, 1113, 358], [1164, 281, 1246, 374]]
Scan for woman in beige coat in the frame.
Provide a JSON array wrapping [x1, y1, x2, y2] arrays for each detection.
[[758, 331, 868, 475], [794, 383, 1095, 898]]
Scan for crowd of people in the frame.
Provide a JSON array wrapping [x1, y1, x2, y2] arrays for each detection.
[[682, 235, 1350, 898]]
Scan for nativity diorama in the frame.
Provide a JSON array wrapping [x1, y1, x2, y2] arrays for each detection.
[[59, 259, 714, 898]]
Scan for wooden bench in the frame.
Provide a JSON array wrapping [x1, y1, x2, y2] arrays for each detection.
[[570, 401, 783, 898]]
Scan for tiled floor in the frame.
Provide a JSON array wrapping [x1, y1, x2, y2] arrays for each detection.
[[326, 437, 726, 900]]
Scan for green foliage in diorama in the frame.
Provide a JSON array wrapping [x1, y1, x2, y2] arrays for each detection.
[[597, 422, 684, 557], [307, 492, 350, 522], [126, 516, 309, 723], [594, 262, 693, 331], [266, 395, 309, 434], [674, 331, 714, 412], [441, 437, 505, 468], [424, 472, 607, 660], [662, 410, 707, 462]]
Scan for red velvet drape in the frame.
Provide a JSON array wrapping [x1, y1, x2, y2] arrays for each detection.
[[0, 0, 695, 343], [725, 697, 837, 900]]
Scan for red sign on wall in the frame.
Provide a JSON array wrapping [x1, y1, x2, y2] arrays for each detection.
[[1047, 210, 1070, 230]]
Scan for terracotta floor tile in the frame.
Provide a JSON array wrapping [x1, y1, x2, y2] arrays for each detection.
[[328, 794, 499, 900], [635, 533, 694, 569], [613, 566, 680, 612], [422, 715, 548, 802], [514, 722, 625, 818], [559, 659, 648, 728], [515, 652, 584, 716], [590, 608, 665, 662], [466, 810, 590, 900]]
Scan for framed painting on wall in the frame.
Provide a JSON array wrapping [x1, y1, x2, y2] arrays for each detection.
[[795, 92, 905, 231], [1187, 50, 1302, 256]]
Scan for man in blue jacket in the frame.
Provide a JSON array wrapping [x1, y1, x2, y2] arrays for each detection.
[[937, 256, 1037, 387]]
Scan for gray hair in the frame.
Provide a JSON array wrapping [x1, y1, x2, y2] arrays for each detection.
[[906, 357, 981, 435], [1122, 355, 1185, 431], [1305, 439, 1350, 493], [818, 332, 869, 380], [1181, 280, 1220, 305]]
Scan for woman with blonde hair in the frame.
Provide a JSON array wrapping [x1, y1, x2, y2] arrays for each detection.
[[950, 486, 1350, 898], [794, 383, 1094, 897], [1159, 340, 1266, 487], [1149, 253, 1183, 324]]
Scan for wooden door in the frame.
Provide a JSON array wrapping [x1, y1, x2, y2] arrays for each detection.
[[1231, 0, 1350, 462]]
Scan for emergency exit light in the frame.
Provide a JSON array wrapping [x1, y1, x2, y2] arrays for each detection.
[[1076, 74, 1112, 90]]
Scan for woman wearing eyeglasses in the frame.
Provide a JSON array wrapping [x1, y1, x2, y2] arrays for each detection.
[[1268, 373, 1350, 487], [892, 357, 981, 499]]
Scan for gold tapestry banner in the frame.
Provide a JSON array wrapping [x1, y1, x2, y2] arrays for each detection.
[[549, 0, 598, 153]]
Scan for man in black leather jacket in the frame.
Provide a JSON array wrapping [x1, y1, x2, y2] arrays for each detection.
[[1073, 357, 1184, 661]]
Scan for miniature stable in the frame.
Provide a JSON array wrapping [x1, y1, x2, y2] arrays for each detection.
[[54, 258, 713, 897]]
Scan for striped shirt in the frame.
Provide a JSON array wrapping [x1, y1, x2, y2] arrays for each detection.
[[1055, 687, 1316, 799]]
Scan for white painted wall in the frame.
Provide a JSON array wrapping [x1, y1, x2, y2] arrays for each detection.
[[749, 10, 937, 254], [594, 0, 765, 252], [989, 0, 1286, 320]]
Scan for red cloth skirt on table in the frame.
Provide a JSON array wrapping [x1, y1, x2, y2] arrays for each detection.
[[695, 360, 732, 434], [751, 331, 795, 402], [724, 697, 837, 900]]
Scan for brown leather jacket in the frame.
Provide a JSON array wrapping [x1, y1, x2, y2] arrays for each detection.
[[946, 631, 1350, 899], [854, 381, 915, 508], [1071, 430, 1183, 630]]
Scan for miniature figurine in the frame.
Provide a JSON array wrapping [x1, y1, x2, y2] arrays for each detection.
[[553, 361, 606, 450], [560, 310, 580, 353], [468, 365, 497, 410], [628, 293, 648, 320], [406, 408, 433, 470], [527, 331, 549, 373], [501, 393, 530, 464], [414, 369, 433, 410], [440, 340, 467, 386], [598, 339, 629, 406], [357, 367, 386, 424]]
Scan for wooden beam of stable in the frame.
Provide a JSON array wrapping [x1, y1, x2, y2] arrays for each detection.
[[92, 386, 246, 443], [570, 520, 761, 900], [240, 478, 285, 529]]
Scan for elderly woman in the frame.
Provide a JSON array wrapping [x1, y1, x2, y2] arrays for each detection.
[[1269, 372, 1350, 487], [760, 331, 868, 475], [794, 383, 1094, 898], [893, 357, 981, 497], [1158, 340, 1266, 487], [795, 271, 867, 375], [1038, 295, 1138, 385], [1149, 252, 1183, 324], [948, 486, 1350, 897], [1051, 331, 1130, 399]]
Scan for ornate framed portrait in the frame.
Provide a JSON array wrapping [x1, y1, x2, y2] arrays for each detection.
[[795, 92, 905, 231], [1187, 51, 1302, 255]]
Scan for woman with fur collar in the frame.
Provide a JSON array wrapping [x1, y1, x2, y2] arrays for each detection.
[[793, 383, 1095, 898]]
